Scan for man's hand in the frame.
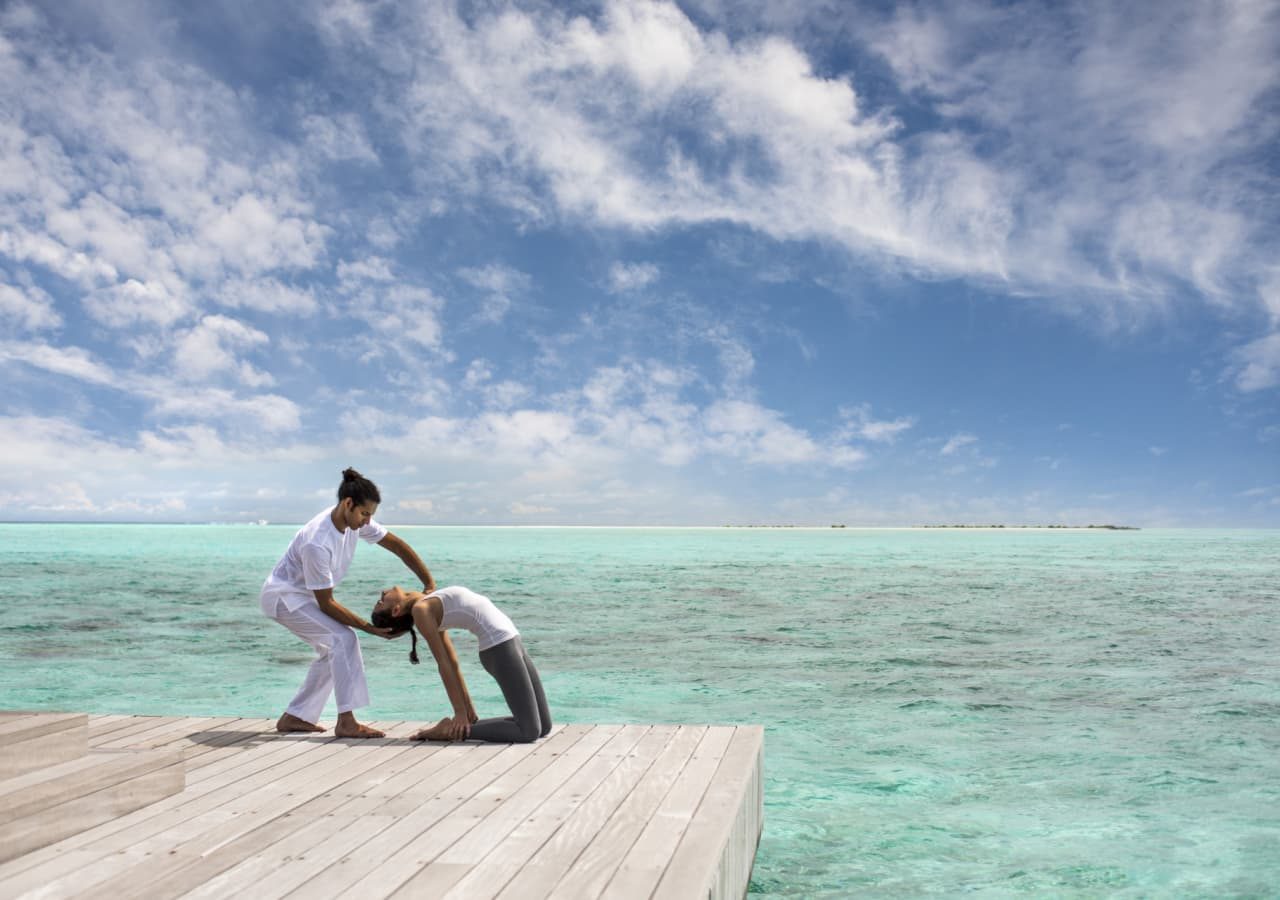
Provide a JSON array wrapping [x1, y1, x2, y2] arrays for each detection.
[[315, 588, 393, 635]]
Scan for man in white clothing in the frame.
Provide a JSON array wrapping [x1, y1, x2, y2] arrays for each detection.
[[260, 468, 434, 738]]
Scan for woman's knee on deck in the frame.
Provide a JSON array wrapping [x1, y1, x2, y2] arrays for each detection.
[[515, 712, 542, 743]]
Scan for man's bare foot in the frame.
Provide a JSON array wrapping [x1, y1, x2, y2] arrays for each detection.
[[276, 713, 326, 734], [409, 719, 453, 741], [333, 712, 384, 738]]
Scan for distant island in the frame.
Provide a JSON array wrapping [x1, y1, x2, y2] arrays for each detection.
[[917, 524, 1139, 530], [721, 524, 1140, 530]]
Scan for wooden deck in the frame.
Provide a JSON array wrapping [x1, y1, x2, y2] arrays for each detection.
[[0, 714, 763, 899]]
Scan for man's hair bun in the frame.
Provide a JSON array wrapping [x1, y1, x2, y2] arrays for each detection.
[[337, 468, 380, 505]]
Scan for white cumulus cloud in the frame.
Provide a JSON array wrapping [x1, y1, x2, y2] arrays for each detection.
[[172, 314, 272, 385], [0, 280, 60, 332]]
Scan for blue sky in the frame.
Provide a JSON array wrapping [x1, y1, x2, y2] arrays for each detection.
[[1, 0, 1277, 525]]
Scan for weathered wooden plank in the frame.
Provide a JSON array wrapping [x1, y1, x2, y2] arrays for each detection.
[[12, 725, 368, 894], [0, 712, 85, 743], [0, 724, 296, 887], [60, 722, 407, 900], [603, 726, 735, 898], [183, 729, 316, 785], [161, 718, 280, 768], [78, 740, 328, 852], [389, 861, 472, 899], [81, 713, 132, 733], [401, 726, 620, 893], [0, 750, 180, 821], [179, 811, 396, 900], [434, 724, 627, 900], [0, 718, 348, 886], [396, 725, 597, 870], [493, 725, 676, 900], [307, 748, 448, 819], [651, 725, 764, 900], [90, 716, 197, 749], [550, 725, 709, 899], [0, 717, 87, 781], [437, 724, 622, 867], [87, 715, 175, 743], [301, 739, 556, 899], [279, 740, 513, 899], [93, 716, 239, 751], [0, 847, 106, 898], [0, 750, 184, 866], [441, 725, 631, 900]]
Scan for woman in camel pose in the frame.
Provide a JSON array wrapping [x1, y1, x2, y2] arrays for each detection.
[[371, 584, 551, 742]]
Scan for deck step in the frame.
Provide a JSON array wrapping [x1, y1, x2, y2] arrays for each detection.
[[0, 747, 185, 863], [0, 712, 88, 780]]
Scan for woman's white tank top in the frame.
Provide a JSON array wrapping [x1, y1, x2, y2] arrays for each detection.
[[431, 585, 519, 651]]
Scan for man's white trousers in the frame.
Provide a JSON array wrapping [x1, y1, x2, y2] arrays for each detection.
[[262, 593, 369, 722]]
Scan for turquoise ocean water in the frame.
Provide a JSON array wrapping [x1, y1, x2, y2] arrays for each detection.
[[1, 524, 1277, 896]]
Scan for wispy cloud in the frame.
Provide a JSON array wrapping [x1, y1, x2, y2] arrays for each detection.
[[343, 281, 448, 355], [1, 338, 297, 433], [300, 112, 379, 163], [1, 4, 331, 341], [0, 414, 318, 517], [839, 404, 915, 443], [317, 0, 1280, 328], [345, 359, 872, 495], [1230, 332, 1280, 392], [151, 389, 302, 433], [510, 500, 556, 516], [864, 0, 1280, 316], [458, 264, 531, 324], [214, 278, 317, 315], [464, 359, 532, 409], [607, 261, 660, 293], [941, 433, 978, 456], [0, 279, 60, 332], [0, 340, 118, 387]]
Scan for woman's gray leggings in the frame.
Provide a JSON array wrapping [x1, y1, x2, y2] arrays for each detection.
[[469, 636, 552, 743]]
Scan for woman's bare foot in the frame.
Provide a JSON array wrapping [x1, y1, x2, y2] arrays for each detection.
[[334, 711, 384, 739], [276, 713, 326, 733], [409, 719, 454, 741]]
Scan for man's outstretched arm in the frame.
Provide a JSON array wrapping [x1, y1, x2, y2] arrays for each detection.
[[378, 532, 436, 591]]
